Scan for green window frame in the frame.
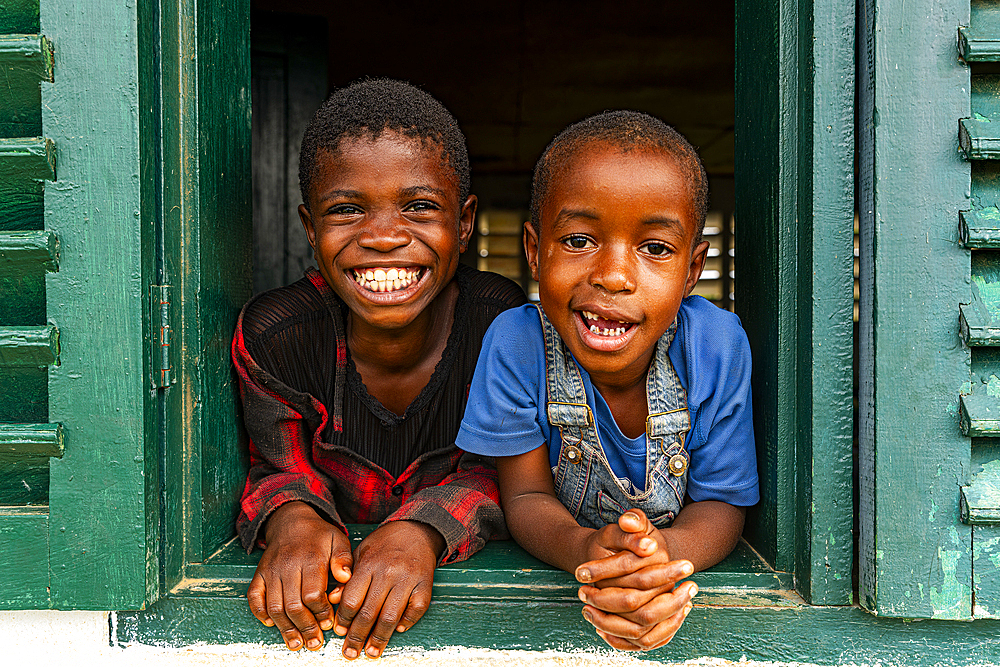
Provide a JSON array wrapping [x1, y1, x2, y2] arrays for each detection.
[[1, 0, 866, 649]]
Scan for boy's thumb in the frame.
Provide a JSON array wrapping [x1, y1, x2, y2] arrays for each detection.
[[330, 545, 353, 584], [619, 509, 650, 533]]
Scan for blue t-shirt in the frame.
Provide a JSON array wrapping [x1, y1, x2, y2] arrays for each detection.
[[456, 298, 759, 507]]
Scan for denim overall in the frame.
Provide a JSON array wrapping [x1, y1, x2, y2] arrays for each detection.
[[539, 306, 691, 529]]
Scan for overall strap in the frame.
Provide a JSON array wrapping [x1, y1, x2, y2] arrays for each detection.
[[644, 320, 691, 476]]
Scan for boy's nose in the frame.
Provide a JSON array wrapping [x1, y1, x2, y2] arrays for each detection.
[[591, 250, 636, 294], [357, 212, 411, 252]]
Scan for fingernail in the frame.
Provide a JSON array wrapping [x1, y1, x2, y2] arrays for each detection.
[[263, 619, 274, 627], [639, 537, 655, 551], [335, 624, 349, 636], [576, 568, 592, 583], [320, 619, 334, 631], [690, 584, 699, 597], [367, 646, 379, 658], [684, 604, 693, 618], [578, 589, 587, 603], [583, 610, 594, 624], [307, 638, 321, 649], [681, 561, 694, 576], [288, 639, 301, 650], [344, 647, 358, 659], [397, 624, 407, 633]]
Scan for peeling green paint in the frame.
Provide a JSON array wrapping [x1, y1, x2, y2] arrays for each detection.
[[987, 374, 1000, 396]]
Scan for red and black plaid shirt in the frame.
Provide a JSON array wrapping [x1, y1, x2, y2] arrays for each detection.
[[233, 266, 526, 564]]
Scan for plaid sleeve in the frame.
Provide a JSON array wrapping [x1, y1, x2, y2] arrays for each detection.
[[232, 311, 346, 552], [382, 450, 509, 565]]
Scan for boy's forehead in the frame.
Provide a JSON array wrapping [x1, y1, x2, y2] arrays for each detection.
[[311, 132, 459, 193], [543, 143, 698, 225]]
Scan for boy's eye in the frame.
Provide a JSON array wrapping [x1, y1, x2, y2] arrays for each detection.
[[564, 235, 594, 249], [404, 200, 439, 212], [643, 242, 671, 256], [329, 203, 363, 216]]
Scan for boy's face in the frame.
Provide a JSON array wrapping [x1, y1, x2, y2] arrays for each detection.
[[299, 131, 475, 331], [524, 143, 709, 390]]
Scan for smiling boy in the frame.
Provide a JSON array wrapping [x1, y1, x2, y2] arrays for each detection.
[[457, 111, 758, 650], [233, 79, 525, 659]]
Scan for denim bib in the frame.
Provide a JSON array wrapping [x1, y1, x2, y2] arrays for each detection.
[[538, 306, 691, 529]]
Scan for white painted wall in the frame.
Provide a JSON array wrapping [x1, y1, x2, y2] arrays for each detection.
[[0, 611, 794, 667]]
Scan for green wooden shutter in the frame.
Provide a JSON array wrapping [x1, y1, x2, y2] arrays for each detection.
[[956, 0, 1000, 620], [857, 0, 1000, 620], [0, 0, 161, 609]]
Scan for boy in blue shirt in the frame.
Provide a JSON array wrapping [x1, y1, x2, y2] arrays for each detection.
[[457, 111, 759, 651]]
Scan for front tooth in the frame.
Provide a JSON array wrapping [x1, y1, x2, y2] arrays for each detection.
[[590, 324, 599, 334], [374, 269, 386, 282], [368, 280, 378, 291], [393, 279, 402, 290], [365, 270, 374, 281], [376, 281, 385, 291], [387, 268, 398, 281], [602, 328, 610, 335]]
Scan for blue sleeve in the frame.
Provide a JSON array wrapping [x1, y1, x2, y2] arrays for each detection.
[[456, 306, 549, 457], [672, 298, 759, 507]]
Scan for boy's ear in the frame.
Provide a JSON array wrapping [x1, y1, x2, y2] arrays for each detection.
[[684, 240, 711, 297], [299, 204, 317, 250], [458, 195, 477, 254], [523, 221, 540, 282]]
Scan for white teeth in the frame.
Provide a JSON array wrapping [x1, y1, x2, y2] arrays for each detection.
[[353, 268, 422, 293]]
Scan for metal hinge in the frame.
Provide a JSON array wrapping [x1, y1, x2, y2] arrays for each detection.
[[152, 284, 172, 388]]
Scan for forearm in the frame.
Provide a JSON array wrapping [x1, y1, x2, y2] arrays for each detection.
[[503, 491, 596, 573], [658, 500, 746, 571]]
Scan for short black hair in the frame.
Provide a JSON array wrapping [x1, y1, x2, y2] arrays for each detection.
[[298, 78, 470, 207], [530, 110, 710, 243]]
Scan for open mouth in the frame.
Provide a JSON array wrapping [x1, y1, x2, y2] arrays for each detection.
[[351, 267, 424, 293], [579, 310, 635, 337]]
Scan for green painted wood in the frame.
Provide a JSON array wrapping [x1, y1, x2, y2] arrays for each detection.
[[41, 0, 159, 610], [961, 477, 1000, 525], [115, 600, 1000, 666], [0, 453, 47, 505], [961, 394, 1000, 436], [0, 0, 39, 34], [858, 0, 973, 619], [0, 274, 44, 325], [0, 136, 54, 179], [0, 422, 62, 456], [0, 181, 42, 230], [959, 27, 1000, 63], [184, 529, 796, 600], [0, 367, 46, 422], [0, 509, 48, 608], [0, 324, 57, 366], [0, 34, 47, 138], [971, 441, 1000, 617], [961, 118, 1000, 160], [153, 0, 251, 589], [0, 230, 57, 271], [961, 209, 1000, 248], [0, 35, 52, 82], [735, 0, 854, 604]]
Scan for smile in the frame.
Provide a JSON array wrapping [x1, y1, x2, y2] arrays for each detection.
[[580, 310, 635, 337], [351, 267, 424, 293]]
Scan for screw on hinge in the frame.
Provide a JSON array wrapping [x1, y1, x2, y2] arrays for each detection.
[[152, 285, 172, 388]]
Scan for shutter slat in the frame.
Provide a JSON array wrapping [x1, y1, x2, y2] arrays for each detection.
[[960, 394, 1000, 436], [961, 471, 1000, 525], [960, 118, 1000, 160], [961, 209, 1000, 248], [0, 35, 53, 84], [0, 230, 58, 272], [0, 423, 63, 458], [959, 26, 1000, 62], [0, 325, 58, 367], [0, 137, 55, 180]]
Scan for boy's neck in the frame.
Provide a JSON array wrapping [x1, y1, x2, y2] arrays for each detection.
[[347, 280, 458, 390], [589, 359, 654, 440]]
